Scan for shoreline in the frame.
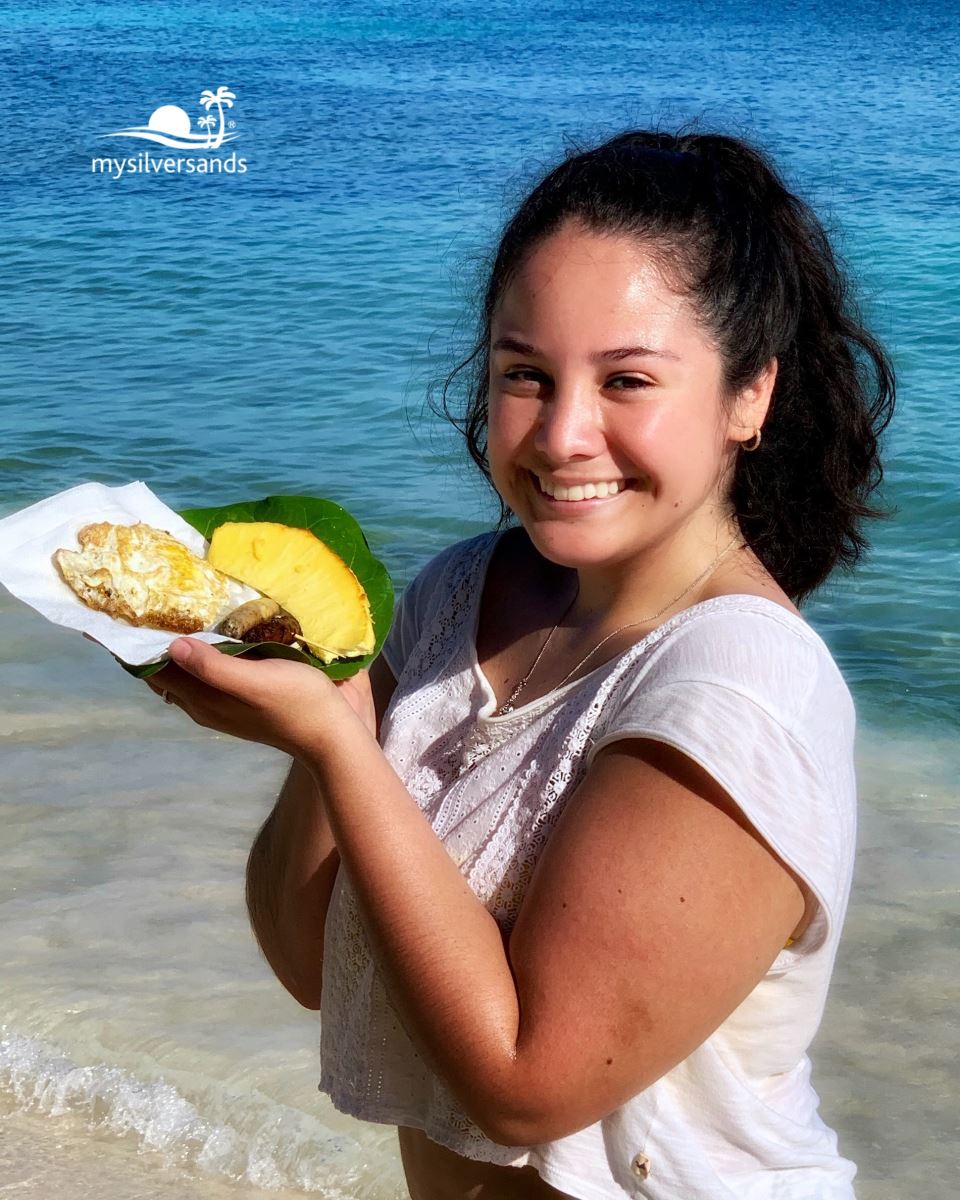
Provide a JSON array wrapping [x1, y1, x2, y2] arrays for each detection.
[[0, 1105, 327, 1200]]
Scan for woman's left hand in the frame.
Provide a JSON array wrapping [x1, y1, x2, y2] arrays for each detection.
[[145, 637, 366, 760]]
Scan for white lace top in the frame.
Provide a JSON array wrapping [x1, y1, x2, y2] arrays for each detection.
[[318, 529, 859, 1199]]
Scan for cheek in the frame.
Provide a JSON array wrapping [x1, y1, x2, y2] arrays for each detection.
[[622, 410, 718, 492], [486, 398, 532, 471]]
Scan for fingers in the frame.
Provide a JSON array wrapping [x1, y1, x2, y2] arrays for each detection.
[[143, 659, 246, 728], [127, 641, 248, 711], [144, 641, 264, 708], [144, 662, 192, 703], [137, 638, 345, 755], [167, 637, 253, 699]]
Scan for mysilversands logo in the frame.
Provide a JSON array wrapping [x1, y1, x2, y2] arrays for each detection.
[[92, 86, 248, 178]]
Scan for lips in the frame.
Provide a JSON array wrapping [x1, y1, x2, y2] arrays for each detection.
[[528, 470, 633, 504]]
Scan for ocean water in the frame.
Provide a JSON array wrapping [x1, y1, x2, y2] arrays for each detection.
[[1, 0, 957, 1196]]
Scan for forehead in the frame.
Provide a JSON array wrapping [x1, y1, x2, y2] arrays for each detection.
[[492, 222, 702, 342]]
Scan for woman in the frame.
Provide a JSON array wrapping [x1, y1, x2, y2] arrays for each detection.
[[151, 129, 894, 1198]]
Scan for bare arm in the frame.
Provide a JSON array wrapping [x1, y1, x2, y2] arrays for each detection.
[[159, 635, 805, 1146], [245, 759, 340, 1009], [245, 652, 398, 1009], [301, 728, 806, 1145]]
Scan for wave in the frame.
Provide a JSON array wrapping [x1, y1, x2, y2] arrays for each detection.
[[100, 129, 240, 150], [0, 1030, 374, 1195]]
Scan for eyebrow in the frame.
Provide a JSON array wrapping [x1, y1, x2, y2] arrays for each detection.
[[491, 335, 680, 363]]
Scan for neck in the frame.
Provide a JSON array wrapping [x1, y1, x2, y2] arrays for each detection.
[[544, 519, 744, 635]]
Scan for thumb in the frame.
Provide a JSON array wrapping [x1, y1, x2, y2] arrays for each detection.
[[168, 637, 252, 698]]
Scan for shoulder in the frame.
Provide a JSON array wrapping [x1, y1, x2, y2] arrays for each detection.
[[399, 529, 497, 608], [416, 529, 496, 580], [593, 595, 855, 768], [380, 530, 498, 679], [628, 596, 854, 736]]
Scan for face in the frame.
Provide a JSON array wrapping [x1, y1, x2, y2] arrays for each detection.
[[487, 220, 763, 571]]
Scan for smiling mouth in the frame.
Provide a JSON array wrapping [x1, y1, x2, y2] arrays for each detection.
[[528, 468, 633, 501]]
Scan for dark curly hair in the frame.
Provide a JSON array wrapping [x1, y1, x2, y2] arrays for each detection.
[[429, 129, 895, 604]]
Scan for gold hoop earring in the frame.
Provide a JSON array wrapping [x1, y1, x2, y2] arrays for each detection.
[[741, 429, 762, 452]]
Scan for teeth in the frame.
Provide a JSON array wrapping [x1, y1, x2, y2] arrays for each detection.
[[537, 475, 626, 501]]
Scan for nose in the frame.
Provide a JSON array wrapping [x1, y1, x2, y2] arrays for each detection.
[[532, 380, 607, 464]]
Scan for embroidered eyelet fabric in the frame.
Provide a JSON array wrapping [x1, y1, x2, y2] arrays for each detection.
[[318, 530, 859, 1199]]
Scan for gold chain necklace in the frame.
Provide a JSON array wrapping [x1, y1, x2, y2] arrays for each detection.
[[494, 533, 743, 716]]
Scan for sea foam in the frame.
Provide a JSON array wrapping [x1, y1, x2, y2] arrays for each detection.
[[0, 1030, 373, 1195]]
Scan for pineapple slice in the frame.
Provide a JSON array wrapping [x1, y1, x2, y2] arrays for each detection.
[[207, 522, 375, 664]]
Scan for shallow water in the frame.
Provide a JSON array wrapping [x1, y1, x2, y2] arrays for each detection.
[[1, 604, 957, 1196], [1, 0, 957, 1194]]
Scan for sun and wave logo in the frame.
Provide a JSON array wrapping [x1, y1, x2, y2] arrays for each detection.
[[92, 86, 247, 177], [102, 86, 239, 149]]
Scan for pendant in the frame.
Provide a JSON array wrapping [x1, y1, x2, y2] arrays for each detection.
[[497, 703, 514, 715]]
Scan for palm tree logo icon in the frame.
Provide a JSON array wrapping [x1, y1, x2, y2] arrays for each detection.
[[101, 86, 240, 150], [198, 87, 237, 150], [197, 114, 217, 148]]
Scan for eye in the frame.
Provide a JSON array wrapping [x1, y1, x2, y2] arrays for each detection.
[[501, 369, 543, 383], [499, 369, 550, 396], [498, 370, 653, 392], [607, 376, 652, 390]]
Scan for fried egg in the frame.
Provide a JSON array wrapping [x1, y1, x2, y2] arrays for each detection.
[[53, 521, 233, 634]]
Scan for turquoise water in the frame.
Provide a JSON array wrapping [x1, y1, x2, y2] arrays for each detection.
[[0, 2, 957, 1196], [1, 0, 957, 730]]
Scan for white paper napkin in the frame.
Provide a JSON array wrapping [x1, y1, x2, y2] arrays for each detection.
[[0, 481, 261, 666]]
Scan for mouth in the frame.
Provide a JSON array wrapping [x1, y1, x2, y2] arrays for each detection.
[[528, 470, 638, 507]]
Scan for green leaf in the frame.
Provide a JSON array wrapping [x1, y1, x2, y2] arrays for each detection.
[[121, 495, 394, 681]]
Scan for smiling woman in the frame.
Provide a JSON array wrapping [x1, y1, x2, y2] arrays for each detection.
[[483, 228, 781, 619], [297, 130, 892, 1199], [155, 127, 895, 1200]]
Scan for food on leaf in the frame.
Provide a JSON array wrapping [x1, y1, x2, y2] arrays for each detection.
[[216, 597, 302, 645], [207, 521, 375, 663], [53, 522, 231, 634]]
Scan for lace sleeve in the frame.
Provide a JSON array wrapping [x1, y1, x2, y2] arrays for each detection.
[[379, 536, 485, 680]]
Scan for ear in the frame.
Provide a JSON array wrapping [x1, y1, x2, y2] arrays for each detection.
[[729, 358, 778, 447]]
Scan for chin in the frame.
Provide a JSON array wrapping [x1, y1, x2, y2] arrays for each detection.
[[516, 519, 625, 570]]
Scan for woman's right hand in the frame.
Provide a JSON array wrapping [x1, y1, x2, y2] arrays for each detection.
[[84, 632, 383, 744], [144, 662, 381, 744]]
